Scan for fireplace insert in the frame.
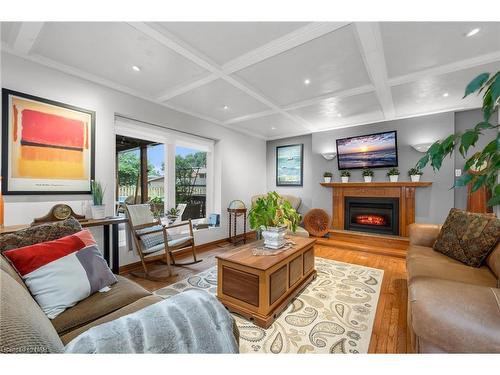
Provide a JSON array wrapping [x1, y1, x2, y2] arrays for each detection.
[[344, 197, 399, 235]]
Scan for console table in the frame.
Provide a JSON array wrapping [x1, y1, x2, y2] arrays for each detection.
[[0, 216, 128, 274]]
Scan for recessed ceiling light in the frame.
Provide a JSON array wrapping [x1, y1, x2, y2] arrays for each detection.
[[465, 28, 480, 37], [304, 79, 311, 85], [337, 113, 342, 117], [271, 126, 276, 130], [223, 105, 229, 111], [132, 65, 141, 72], [443, 92, 449, 97]]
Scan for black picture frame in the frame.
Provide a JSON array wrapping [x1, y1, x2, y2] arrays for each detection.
[[276, 144, 303, 187], [1, 88, 96, 195], [335, 130, 399, 170]]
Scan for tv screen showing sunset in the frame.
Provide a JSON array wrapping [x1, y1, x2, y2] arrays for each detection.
[[336, 131, 398, 169]]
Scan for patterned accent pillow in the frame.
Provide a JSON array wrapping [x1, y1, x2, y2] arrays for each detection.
[[433, 208, 500, 267], [3, 230, 117, 319], [0, 217, 83, 252], [136, 225, 169, 250]]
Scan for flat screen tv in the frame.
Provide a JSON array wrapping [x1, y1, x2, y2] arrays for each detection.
[[336, 131, 398, 170]]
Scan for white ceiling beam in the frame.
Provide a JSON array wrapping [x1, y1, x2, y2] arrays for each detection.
[[129, 22, 314, 133], [388, 51, 500, 87], [224, 109, 278, 125], [156, 74, 219, 102], [222, 22, 350, 74], [283, 84, 375, 112], [354, 22, 396, 119], [12, 22, 44, 54]]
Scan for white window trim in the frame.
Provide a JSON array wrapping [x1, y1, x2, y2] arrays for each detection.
[[114, 116, 216, 221]]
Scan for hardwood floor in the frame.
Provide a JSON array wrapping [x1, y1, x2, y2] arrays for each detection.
[[122, 240, 409, 354]]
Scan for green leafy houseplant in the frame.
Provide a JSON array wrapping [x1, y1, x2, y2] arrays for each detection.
[[248, 191, 302, 233], [149, 196, 164, 219], [416, 71, 499, 206], [387, 168, 400, 176], [323, 172, 333, 177], [91, 180, 105, 206], [408, 167, 423, 176], [362, 168, 374, 177], [341, 170, 351, 177]]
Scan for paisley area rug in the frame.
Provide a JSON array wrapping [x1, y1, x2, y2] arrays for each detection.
[[154, 257, 383, 354]]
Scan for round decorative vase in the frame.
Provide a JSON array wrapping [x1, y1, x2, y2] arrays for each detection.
[[261, 226, 287, 249], [410, 175, 421, 182], [389, 175, 399, 182], [324, 177, 332, 183], [341, 176, 349, 183], [91, 205, 106, 220], [364, 176, 373, 183], [167, 215, 178, 224]]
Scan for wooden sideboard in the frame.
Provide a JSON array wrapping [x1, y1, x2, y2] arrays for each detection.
[[320, 182, 432, 237]]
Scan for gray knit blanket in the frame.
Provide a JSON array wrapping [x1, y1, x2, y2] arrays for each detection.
[[64, 290, 239, 353]]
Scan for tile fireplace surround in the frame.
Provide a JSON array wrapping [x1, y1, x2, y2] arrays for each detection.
[[320, 182, 432, 237]]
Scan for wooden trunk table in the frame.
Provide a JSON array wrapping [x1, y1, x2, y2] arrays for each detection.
[[216, 236, 316, 328]]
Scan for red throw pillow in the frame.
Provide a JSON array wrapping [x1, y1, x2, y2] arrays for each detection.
[[4, 230, 117, 319]]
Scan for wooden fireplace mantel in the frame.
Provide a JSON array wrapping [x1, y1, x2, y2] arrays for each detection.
[[320, 181, 432, 237]]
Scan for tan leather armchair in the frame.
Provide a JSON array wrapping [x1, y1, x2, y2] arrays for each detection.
[[407, 223, 500, 353]]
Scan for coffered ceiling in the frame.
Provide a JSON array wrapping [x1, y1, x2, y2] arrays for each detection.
[[1, 21, 499, 140]]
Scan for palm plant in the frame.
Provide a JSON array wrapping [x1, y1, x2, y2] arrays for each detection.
[[416, 71, 499, 206]]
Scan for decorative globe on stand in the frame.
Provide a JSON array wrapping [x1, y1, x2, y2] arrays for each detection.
[[227, 200, 247, 245], [228, 200, 246, 211]]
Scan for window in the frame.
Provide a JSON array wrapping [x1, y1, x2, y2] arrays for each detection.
[[175, 146, 207, 220], [115, 116, 216, 228]]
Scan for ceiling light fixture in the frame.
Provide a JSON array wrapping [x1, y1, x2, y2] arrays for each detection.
[[304, 79, 311, 85], [223, 105, 229, 111], [271, 126, 276, 130], [466, 28, 480, 37], [337, 113, 342, 117], [132, 65, 141, 72], [443, 92, 449, 97]]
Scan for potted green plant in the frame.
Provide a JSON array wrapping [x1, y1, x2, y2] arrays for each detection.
[[387, 167, 400, 182], [248, 191, 302, 249], [341, 170, 351, 183], [362, 168, 374, 183], [416, 70, 499, 207], [166, 207, 181, 224], [90, 180, 106, 219], [149, 196, 164, 219], [323, 171, 333, 183], [408, 167, 423, 182]]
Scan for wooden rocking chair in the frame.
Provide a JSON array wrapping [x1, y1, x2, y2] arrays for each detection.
[[125, 204, 201, 280]]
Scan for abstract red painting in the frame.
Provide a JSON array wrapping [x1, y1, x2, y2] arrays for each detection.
[[2, 89, 95, 194]]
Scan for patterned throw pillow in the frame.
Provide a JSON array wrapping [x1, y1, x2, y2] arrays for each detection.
[[3, 230, 117, 319], [0, 217, 82, 252], [136, 225, 170, 250], [433, 208, 500, 267]]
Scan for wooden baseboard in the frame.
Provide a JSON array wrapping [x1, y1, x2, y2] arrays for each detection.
[[315, 229, 408, 258], [118, 231, 256, 275]]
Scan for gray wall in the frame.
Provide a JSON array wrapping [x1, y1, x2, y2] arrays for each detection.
[[267, 112, 457, 224], [454, 109, 497, 209]]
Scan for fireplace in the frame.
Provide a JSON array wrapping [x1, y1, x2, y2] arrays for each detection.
[[344, 197, 399, 236]]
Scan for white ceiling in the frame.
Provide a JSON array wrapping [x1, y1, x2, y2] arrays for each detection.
[[1, 21, 499, 140]]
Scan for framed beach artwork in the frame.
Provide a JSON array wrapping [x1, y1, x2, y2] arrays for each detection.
[[1, 89, 95, 195], [276, 144, 303, 186]]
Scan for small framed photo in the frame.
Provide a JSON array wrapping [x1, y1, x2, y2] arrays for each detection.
[[276, 144, 303, 186]]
